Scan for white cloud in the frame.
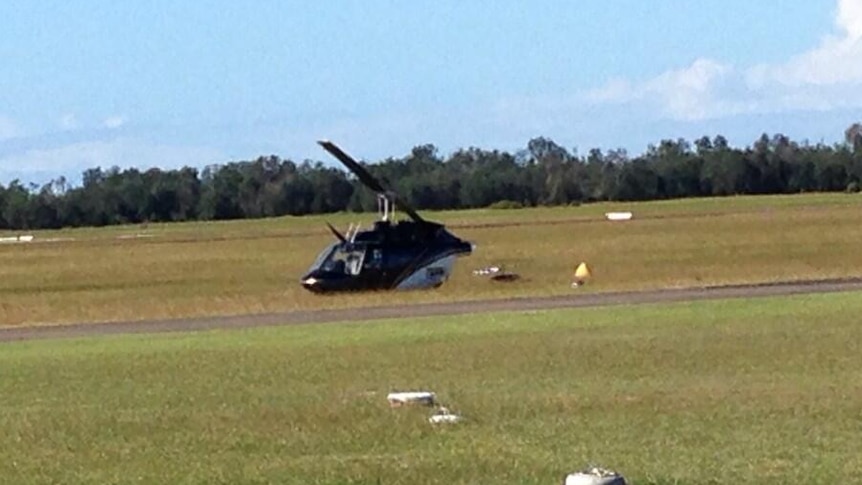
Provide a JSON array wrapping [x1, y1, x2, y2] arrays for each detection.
[[838, 0, 862, 40], [584, 77, 635, 104], [758, 36, 862, 88], [0, 137, 223, 181], [586, 0, 862, 121], [103, 115, 127, 129], [54, 114, 127, 132], [0, 115, 23, 141], [653, 61, 744, 120], [584, 58, 751, 121]]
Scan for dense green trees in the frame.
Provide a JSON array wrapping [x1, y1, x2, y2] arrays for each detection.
[[1, 129, 861, 230]]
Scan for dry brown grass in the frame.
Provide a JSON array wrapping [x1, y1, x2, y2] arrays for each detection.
[[1, 193, 861, 326]]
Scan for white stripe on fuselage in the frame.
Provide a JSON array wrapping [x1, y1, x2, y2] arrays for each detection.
[[395, 255, 458, 290]]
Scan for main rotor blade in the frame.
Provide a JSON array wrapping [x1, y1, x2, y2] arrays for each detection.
[[325, 221, 347, 243], [317, 140, 425, 224], [318, 140, 387, 194]]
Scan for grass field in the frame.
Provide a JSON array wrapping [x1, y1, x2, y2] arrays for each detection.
[[1, 192, 862, 326], [2, 291, 862, 484]]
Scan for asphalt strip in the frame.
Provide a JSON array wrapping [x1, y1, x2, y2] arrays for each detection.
[[3, 277, 862, 343]]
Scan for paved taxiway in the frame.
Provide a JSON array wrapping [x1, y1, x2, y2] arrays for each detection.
[[3, 277, 862, 343]]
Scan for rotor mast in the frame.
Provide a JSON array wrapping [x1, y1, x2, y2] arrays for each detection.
[[377, 193, 396, 221]]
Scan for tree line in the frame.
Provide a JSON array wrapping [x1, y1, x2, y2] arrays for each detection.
[[2, 126, 861, 230]]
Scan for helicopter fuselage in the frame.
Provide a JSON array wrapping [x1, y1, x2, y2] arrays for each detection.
[[300, 220, 472, 293]]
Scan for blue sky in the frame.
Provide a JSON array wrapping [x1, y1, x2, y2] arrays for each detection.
[[2, 0, 861, 185]]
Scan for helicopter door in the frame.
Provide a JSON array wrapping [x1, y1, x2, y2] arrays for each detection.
[[357, 246, 390, 289], [358, 247, 383, 272]]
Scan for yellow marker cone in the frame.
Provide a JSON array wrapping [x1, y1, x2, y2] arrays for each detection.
[[572, 262, 592, 287]]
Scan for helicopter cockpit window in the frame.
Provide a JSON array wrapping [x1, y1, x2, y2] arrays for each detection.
[[308, 243, 337, 274], [364, 248, 383, 269], [314, 244, 366, 275]]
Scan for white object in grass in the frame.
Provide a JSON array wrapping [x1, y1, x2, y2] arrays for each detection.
[[428, 407, 463, 424], [563, 467, 626, 485], [387, 391, 436, 407], [605, 212, 633, 221]]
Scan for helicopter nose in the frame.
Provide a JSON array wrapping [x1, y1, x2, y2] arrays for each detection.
[[301, 276, 323, 292]]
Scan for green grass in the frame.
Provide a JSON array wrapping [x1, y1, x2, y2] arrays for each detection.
[[2, 192, 862, 326], [2, 291, 862, 484]]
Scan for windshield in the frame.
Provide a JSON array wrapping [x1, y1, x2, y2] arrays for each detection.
[[307, 243, 366, 276]]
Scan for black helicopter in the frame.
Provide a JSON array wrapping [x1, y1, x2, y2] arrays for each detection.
[[300, 140, 473, 293]]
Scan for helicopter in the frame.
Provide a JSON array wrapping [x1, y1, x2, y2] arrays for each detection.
[[300, 140, 474, 293]]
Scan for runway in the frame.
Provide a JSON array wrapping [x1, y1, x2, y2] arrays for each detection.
[[3, 277, 862, 343]]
